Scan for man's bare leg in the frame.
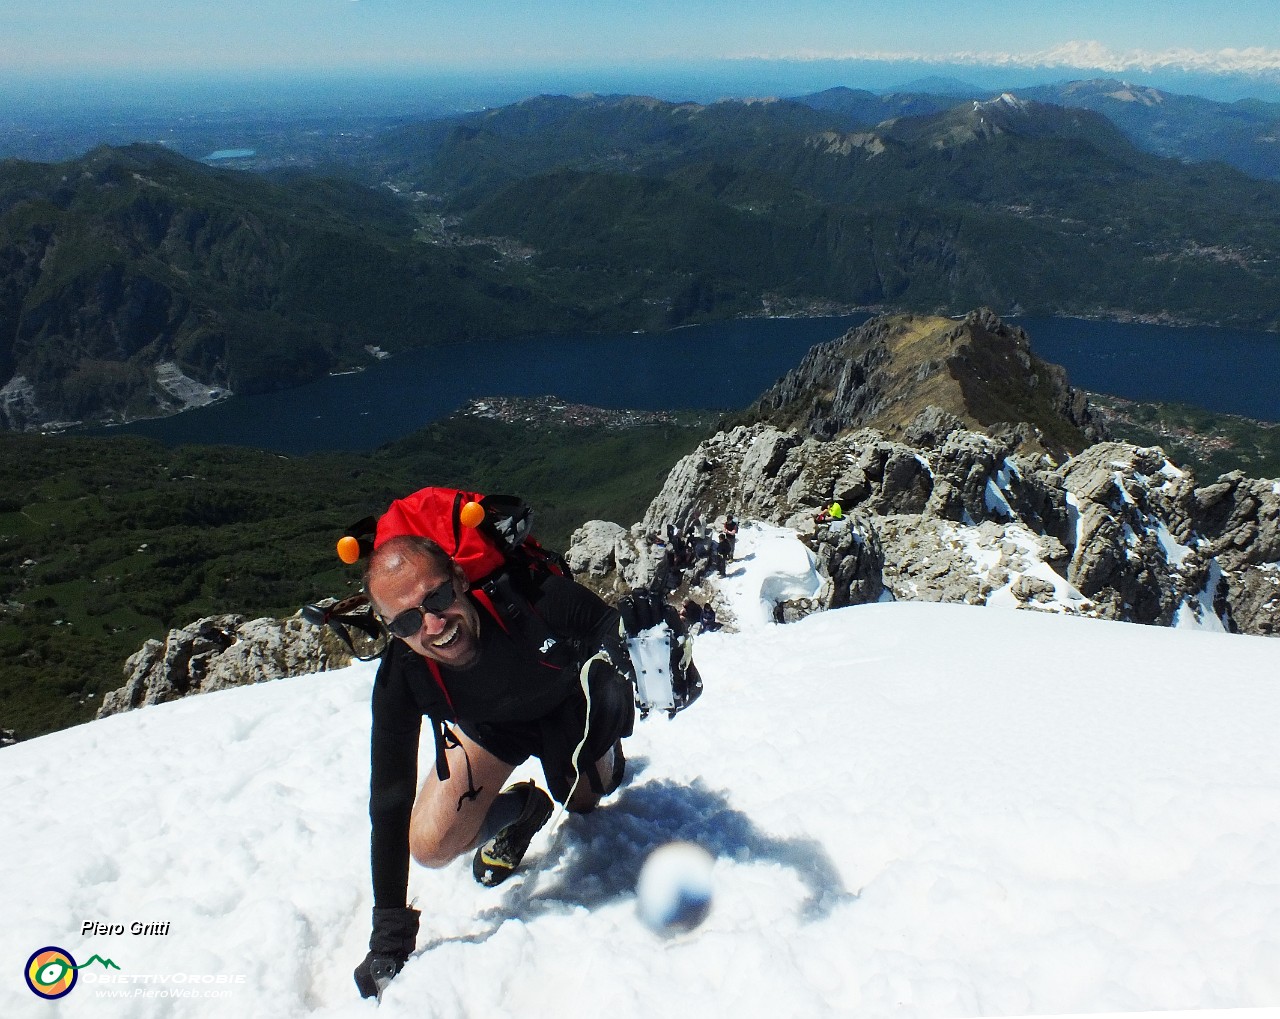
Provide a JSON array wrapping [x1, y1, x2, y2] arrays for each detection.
[[408, 729, 516, 868]]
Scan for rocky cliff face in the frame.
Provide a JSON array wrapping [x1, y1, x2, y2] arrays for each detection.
[[569, 415, 1279, 637]]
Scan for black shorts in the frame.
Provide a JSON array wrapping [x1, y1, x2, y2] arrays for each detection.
[[459, 659, 635, 803]]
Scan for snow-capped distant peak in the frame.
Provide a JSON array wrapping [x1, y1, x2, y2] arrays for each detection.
[[974, 92, 1028, 113]]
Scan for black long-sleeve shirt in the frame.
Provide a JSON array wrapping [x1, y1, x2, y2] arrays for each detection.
[[367, 574, 621, 907]]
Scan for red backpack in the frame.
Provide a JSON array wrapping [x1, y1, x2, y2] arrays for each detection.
[[304, 487, 580, 793], [303, 487, 568, 657], [341, 487, 567, 581]]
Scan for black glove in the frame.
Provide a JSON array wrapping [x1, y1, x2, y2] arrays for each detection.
[[354, 905, 420, 999], [617, 588, 670, 636]]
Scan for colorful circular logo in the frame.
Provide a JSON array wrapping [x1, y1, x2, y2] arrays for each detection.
[[25, 947, 78, 999]]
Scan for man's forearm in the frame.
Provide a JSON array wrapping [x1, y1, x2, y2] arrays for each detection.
[[369, 726, 419, 907]]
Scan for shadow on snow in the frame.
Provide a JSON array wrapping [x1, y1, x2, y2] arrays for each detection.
[[466, 759, 854, 936]]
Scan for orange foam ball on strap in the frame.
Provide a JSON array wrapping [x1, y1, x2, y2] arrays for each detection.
[[336, 535, 362, 564], [459, 500, 486, 529]]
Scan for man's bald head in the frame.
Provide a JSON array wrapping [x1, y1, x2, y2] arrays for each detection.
[[365, 535, 458, 615]]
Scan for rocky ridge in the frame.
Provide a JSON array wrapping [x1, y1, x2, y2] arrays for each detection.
[[744, 309, 1104, 457], [566, 416, 1279, 636]]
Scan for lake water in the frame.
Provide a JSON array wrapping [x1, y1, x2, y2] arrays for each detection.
[[94, 315, 1280, 455], [1012, 317, 1280, 423]]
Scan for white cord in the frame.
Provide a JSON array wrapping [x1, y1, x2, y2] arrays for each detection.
[[541, 651, 609, 840]]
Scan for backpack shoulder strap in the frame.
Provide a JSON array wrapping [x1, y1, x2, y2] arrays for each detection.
[[479, 572, 576, 672]]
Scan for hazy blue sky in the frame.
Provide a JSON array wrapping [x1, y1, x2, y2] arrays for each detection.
[[3, 1, 1278, 78]]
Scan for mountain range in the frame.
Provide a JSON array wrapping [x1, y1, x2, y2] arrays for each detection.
[[795, 78, 1280, 182], [267, 88, 1280, 330], [3, 82, 1280, 429]]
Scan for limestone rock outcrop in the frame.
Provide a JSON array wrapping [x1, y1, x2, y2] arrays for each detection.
[[98, 612, 353, 718], [573, 412, 1280, 637]]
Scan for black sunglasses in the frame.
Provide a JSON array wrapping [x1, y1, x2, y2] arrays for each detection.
[[384, 580, 458, 639]]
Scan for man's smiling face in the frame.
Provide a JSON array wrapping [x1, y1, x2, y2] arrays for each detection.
[[370, 552, 482, 669]]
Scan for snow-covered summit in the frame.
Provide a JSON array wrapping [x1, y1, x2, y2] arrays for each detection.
[[4, 522, 1279, 1018], [974, 92, 1029, 112]]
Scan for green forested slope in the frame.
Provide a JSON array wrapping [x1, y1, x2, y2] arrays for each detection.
[[0, 145, 574, 425]]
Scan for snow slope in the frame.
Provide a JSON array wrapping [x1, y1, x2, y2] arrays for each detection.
[[4, 522, 1279, 1018]]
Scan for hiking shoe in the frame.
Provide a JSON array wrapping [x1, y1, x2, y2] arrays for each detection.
[[472, 781, 554, 887]]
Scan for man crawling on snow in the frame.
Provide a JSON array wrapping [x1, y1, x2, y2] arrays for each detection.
[[352, 534, 636, 998]]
